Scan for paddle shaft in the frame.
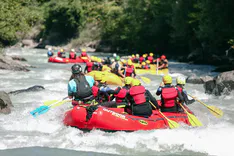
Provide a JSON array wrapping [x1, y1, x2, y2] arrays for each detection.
[[47, 97, 68, 107], [178, 102, 203, 127], [149, 101, 180, 129]]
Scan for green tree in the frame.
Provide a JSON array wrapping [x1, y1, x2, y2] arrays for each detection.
[[0, 0, 42, 46]]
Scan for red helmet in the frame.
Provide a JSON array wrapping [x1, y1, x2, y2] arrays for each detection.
[[161, 55, 166, 59]]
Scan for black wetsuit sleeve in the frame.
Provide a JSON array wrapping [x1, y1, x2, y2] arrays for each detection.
[[146, 90, 159, 109], [84, 66, 87, 73], [106, 87, 121, 95], [177, 90, 184, 103], [182, 92, 195, 105], [133, 69, 136, 77], [156, 87, 162, 96]]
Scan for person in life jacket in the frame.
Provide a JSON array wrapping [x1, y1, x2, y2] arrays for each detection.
[[132, 54, 140, 63], [127, 79, 155, 117], [156, 75, 184, 112], [68, 64, 95, 106], [124, 59, 136, 77], [121, 59, 127, 67], [57, 49, 66, 58], [153, 57, 162, 65], [145, 60, 151, 69], [147, 53, 154, 63], [47, 47, 54, 57], [176, 76, 195, 105], [141, 62, 149, 69], [69, 49, 76, 59], [158, 55, 168, 69], [139, 54, 145, 63], [131, 54, 135, 61], [97, 77, 133, 108], [111, 56, 125, 78], [79, 49, 89, 60], [93, 58, 103, 71], [93, 74, 112, 103], [103, 57, 112, 66], [84, 60, 94, 73]]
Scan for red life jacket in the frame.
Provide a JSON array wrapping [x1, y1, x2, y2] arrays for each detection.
[[142, 65, 149, 69], [161, 87, 178, 107], [69, 52, 75, 59], [147, 56, 153, 63], [176, 86, 183, 93], [129, 86, 146, 104], [86, 62, 93, 72], [92, 86, 99, 97], [139, 57, 144, 63], [57, 52, 62, 57], [125, 65, 134, 76], [81, 52, 87, 57], [115, 88, 128, 103]]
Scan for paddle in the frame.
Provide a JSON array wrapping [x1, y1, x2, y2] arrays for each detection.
[[178, 103, 203, 127], [138, 76, 151, 84], [187, 94, 223, 118], [43, 99, 71, 108], [149, 101, 180, 129], [30, 97, 69, 117]]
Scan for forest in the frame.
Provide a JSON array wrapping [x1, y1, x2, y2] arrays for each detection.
[[1, 0, 234, 60]]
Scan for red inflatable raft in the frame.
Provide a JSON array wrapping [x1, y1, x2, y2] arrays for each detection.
[[48, 56, 90, 63], [63, 106, 191, 132]]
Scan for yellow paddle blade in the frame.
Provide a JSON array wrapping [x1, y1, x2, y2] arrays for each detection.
[[187, 113, 203, 127], [149, 101, 179, 129], [140, 76, 151, 84], [207, 105, 223, 118], [187, 94, 223, 118], [179, 103, 202, 127], [43, 99, 71, 108], [159, 111, 180, 129]]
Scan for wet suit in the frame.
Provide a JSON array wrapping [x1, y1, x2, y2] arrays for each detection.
[[68, 75, 95, 106], [176, 84, 195, 105]]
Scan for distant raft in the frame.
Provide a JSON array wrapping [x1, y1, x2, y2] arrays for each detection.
[[48, 56, 90, 63]]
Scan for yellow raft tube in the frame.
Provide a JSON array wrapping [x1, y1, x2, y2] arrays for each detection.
[[135, 68, 169, 75], [133, 63, 169, 75], [87, 70, 123, 86]]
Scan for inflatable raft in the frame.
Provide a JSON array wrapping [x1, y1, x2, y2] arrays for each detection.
[[48, 56, 90, 63], [63, 106, 190, 131], [87, 71, 123, 86]]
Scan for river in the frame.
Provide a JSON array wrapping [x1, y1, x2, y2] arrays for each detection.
[[0, 48, 233, 156]]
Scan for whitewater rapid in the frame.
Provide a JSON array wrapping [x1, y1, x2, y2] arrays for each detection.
[[0, 48, 233, 156]]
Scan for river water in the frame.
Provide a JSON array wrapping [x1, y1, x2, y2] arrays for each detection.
[[0, 48, 233, 156]]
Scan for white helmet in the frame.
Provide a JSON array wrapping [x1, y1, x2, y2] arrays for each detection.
[[113, 53, 117, 57], [48, 47, 52, 51], [71, 49, 75, 52], [176, 76, 186, 85]]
